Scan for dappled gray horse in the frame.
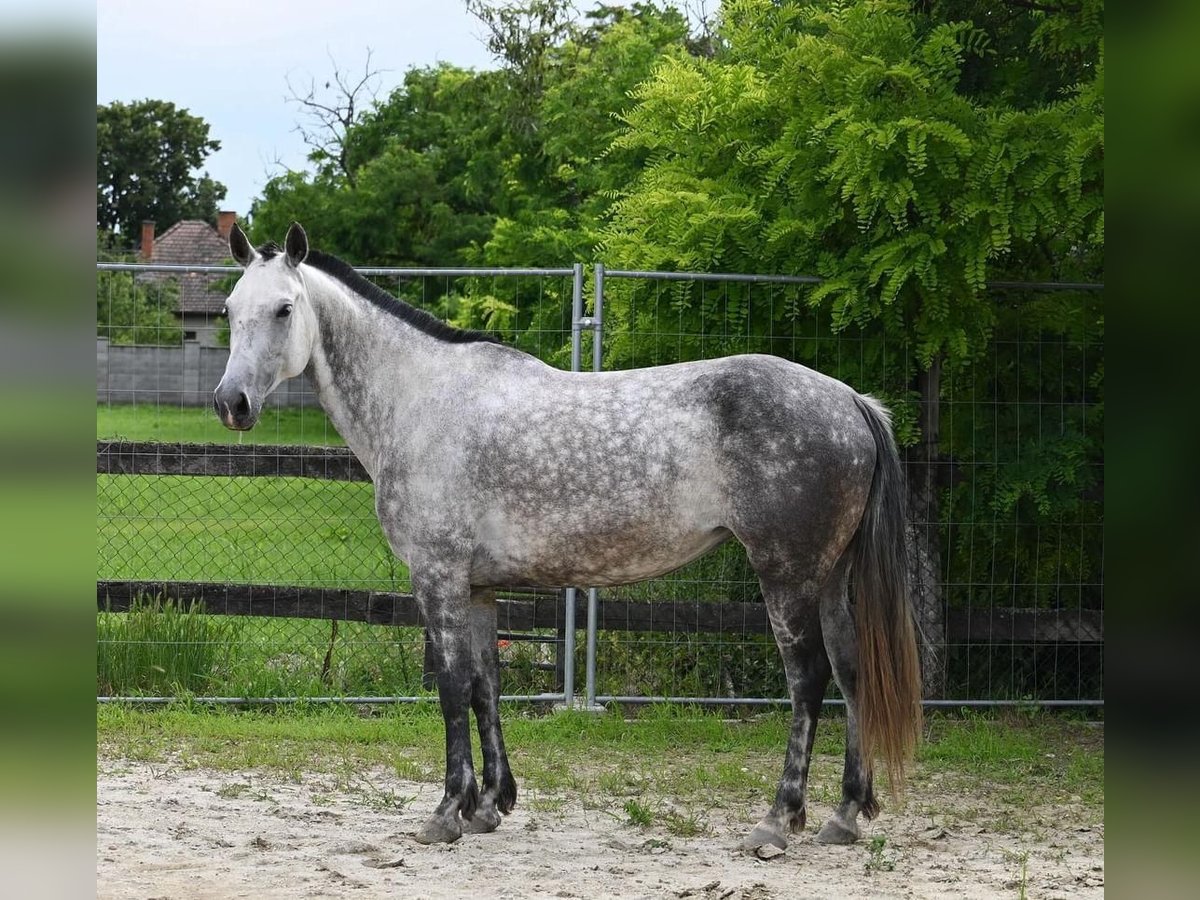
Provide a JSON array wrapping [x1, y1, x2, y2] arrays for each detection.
[[215, 222, 922, 850]]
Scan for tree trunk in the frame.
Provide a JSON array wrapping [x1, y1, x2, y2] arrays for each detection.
[[907, 357, 946, 700]]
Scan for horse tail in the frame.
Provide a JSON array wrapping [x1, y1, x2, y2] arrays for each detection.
[[849, 393, 923, 799]]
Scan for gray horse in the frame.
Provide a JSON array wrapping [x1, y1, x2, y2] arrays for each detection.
[[215, 222, 922, 850]]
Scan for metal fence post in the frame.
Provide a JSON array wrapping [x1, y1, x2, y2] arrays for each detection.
[[583, 264, 605, 709], [559, 262, 586, 707]]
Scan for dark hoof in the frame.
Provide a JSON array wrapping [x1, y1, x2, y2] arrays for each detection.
[[496, 771, 518, 815], [815, 817, 860, 845], [742, 822, 788, 852], [462, 805, 501, 834], [414, 814, 462, 845]]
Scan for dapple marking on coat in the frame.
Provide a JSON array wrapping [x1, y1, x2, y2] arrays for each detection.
[[215, 222, 922, 850]]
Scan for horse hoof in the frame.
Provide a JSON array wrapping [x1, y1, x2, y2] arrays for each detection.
[[815, 817, 860, 845], [742, 822, 788, 852], [462, 805, 501, 834], [414, 815, 462, 845]]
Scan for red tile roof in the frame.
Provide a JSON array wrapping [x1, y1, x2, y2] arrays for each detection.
[[141, 220, 234, 315]]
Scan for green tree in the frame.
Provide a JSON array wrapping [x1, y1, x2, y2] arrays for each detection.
[[473, 1, 694, 267], [602, 0, 1102, 359], [97, 99, 227, 243], [597, 0, 1103, 695], [250, 64, 500, 266], [249, 2, 697, 271], [97, 231, 180, 345]]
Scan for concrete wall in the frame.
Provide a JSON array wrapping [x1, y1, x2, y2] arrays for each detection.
[[97, 339, 318, 407]]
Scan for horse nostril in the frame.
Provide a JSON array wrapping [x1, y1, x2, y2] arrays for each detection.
[[235, 392, 251, 417]]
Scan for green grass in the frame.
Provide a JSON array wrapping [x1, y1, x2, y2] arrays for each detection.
[[96, 705, 1104, 834], [911, 710, 1105, 822], [623, 798, 655, 826], [98, 473, 398, 588], [97, 595, 236, 696], [98, 402, 343, 445], [865, 835, 896, 872], [97, 605, 566, 699], [97, 610, 434, 698]]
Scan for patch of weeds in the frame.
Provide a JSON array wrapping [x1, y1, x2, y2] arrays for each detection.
[[392, 758, 434, 783], [216, 782, 248, 800], [97, 595, 236, 697], [624, 798, 655, 827], [528, 795, 567, 814], [664, 810, 709, 838], [807, 780, 841, 807], [598, 768, 646, 796], [865, 835, 896, 873], [675, 760, 762, 797], [350, 782, 415, 812], [1004, 849, 1030, 899]]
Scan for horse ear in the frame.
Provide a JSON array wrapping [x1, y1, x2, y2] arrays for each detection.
[[285, 222, 309, 268], [229, 222, 258, 267]]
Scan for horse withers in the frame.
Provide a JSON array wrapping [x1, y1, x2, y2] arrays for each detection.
[[215, 221, 922, 850]]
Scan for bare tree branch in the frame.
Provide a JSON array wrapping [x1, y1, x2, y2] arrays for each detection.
[[284, 47, 386, 187], [681, 0, 719, 59]]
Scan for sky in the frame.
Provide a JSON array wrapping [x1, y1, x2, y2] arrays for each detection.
[[97, 0, 505, 222]]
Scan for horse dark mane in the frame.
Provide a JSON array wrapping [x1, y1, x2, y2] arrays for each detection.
[[257, 242, 500, 346]]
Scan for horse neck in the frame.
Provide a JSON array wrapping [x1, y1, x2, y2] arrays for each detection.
[[301, 270, 441, 479]]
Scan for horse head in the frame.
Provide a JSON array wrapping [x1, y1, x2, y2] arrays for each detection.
[[214, 221, 317, 430]]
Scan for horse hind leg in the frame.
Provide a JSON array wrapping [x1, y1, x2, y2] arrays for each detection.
[[814, 569, 878, 845], [743, 578, 832, 852], [462, 588, 517, 834]]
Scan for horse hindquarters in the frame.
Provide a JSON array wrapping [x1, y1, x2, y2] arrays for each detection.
[[740, 390, 920, 851], [809, 395, 921, 844]]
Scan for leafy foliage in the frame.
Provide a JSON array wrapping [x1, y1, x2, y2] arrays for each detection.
[[249, 2, 694, 277], [97, 99, 227, 243], [252, 64, 501, 266], [601, 0, 1103, 368], [97, 232, 180, 345]]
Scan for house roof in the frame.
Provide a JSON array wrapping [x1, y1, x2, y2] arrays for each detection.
[[142, 220, 234, 315]]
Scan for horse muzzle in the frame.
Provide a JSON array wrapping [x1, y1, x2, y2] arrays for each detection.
[[213, 382, 259, 431]]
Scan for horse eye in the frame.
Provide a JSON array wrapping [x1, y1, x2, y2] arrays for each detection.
[[277, 304, 293, 319]]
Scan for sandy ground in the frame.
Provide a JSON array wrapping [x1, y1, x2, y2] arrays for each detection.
[[97, 757, 1103, 899]]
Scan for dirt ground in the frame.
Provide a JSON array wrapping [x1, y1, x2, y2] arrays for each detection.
[[97, 755, 1103, 899]]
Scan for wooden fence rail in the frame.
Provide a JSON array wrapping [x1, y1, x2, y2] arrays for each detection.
[[98, 440, 370, 481], [97, 580, 1102, 644]]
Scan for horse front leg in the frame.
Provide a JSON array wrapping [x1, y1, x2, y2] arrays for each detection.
[[462, 588, 518, 833], [412, 570, 479, 845]]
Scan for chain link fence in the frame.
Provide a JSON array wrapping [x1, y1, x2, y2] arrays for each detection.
[[96, 261, 1103, 707]]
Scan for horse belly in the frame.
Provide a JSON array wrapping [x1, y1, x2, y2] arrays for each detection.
[[471, 507, 732, 588]]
